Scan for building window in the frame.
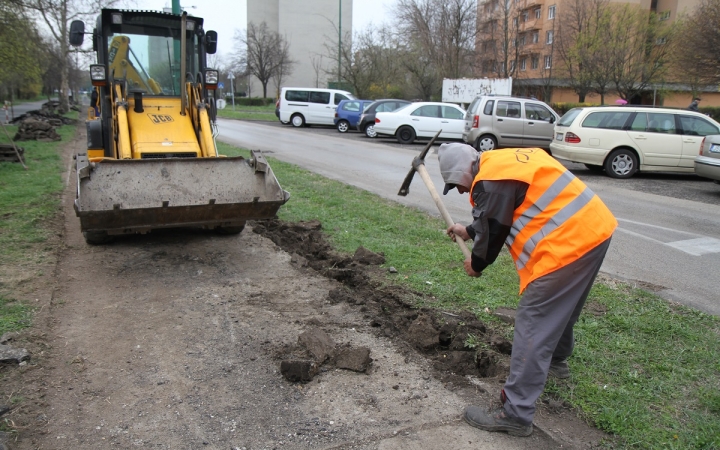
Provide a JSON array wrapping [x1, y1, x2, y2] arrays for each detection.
[[546, 30, 554, 44], [522, 10, 529, 22], [531, 56, 539, 69], [660, 10, 670, 20], [532, 31, 539, 43], [535, 8, 541, 19], [520, 58, 527, 71], [520, 34, 526, 46], [544, 55, 552, 69], [510, 60, 516, 72], [548, 5, 556, 19], [513, 17, 518, 27]]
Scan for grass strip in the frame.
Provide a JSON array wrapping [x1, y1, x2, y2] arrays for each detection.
[[216, 104, 277, 122], [0, 118, 74, 337], [219, 141, 720, 449], [0, 122, 72, 265]]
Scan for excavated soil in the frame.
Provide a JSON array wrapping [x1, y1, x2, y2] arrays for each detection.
[[0, 128, 609, 450]]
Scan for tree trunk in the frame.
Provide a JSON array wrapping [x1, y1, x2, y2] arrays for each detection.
[[58, 2, 70, 113], [579, 93, 586, 102]]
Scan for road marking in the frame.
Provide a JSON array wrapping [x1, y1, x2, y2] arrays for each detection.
[[666, 237, 720, 256], [616, 219, 720, 256]]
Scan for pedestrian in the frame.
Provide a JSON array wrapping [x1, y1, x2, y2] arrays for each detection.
[[688, 97, 701, 112], [438, 143, 617, 437], [91, 88, 100, 117]]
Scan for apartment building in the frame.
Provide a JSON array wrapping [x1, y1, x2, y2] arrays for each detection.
[[246, 0, 353, 98], [475, 0, 717, 106]]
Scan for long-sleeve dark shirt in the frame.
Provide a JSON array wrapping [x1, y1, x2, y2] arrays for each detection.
[[465, 179, 529, 273]]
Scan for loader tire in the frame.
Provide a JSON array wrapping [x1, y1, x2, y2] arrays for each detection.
[[216, 224, 245, 235], [83, 230, 113, 245]]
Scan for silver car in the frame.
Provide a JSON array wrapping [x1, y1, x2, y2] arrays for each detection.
[[462, 95, 559, 152], [695, 135, 720, 183]]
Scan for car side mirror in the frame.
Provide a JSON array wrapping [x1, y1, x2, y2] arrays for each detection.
[[205, 30, 218, 54], [549, 116, 556, 124], [69, 20, 85, 47]]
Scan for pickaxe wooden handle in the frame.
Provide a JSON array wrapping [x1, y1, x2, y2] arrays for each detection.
[[397, 131, 472, 260]]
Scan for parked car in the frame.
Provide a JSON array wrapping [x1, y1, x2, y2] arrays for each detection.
[[551, 106, 720, 178], [334, 99, 374, 133], [462, 95, 559, 151], [374, 102, 466, 144], [695, 135, 720, 183], [357, 99, 412, 138], [278, 87, 355, 127]]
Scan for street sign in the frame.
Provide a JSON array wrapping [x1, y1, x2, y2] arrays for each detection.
[[218, 82, 224, 89]]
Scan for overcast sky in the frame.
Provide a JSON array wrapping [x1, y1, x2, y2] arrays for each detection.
[[139, 0, 398, 59]]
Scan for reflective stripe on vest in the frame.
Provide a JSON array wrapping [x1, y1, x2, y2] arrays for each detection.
[[472, 148, 617, 292]]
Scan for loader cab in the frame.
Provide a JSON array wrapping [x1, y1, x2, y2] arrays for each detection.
[[71, 9, 219, 159], [96, 10, 209, 96]]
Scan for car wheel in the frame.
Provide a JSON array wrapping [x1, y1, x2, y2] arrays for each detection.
[[364, 124, 377, 138], [475, 134, 497, 152], [584, 164, 604, 172], [291, 114, 305, 128], [337, 120, 350, 133], [396, 126, 416, 145], [604, 148, 638, 178]]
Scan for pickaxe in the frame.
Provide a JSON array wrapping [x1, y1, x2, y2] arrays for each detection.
[[397, 131, 471, 259]]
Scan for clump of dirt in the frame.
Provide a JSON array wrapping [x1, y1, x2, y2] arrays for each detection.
[[252, 219, 512, 386]]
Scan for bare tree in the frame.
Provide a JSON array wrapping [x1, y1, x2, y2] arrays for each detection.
[[0, 2, 46, 101], [234, 21, 294, 99], [476, 0, 520, 78], [393, 0, 476, 98], [556, 0, 609, 102], [16, 0, 120, 112], [672, 0, 720, 93], [605, 6, 678, 101], [310, 55, 325, 88]]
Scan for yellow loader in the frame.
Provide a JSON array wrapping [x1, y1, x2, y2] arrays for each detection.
[[69, 9, 289, 244]]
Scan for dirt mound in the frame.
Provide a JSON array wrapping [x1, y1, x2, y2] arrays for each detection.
[[252, 219, 512, 387]]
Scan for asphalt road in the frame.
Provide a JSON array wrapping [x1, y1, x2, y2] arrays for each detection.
[[218, 119, 720, 315]]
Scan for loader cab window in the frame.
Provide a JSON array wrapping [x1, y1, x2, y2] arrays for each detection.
[[106, 15, 201, 96]]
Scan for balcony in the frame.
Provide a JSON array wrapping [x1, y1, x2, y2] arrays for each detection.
[[520, 17, 541, 31]]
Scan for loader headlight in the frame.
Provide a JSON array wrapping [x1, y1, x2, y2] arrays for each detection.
[[90, 64, 107, 86], [204, 69, 218, 89]]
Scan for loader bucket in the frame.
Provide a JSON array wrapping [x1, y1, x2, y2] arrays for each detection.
[[74, 151, 289, 235]]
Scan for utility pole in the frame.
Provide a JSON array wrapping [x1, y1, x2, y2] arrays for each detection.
[[228, 73, 235, 111]]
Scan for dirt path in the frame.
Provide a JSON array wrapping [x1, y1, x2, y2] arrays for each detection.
[[0, 128, 607, 449]]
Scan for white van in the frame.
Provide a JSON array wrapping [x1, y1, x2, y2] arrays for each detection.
[[278, 87, 355, 127]]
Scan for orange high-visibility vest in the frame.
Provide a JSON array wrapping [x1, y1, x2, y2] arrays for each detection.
[[472, 148, 617, 293]]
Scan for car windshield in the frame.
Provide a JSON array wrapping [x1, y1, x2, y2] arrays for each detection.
[[557, 108, 583, 127], [107, 14, 201, 96]]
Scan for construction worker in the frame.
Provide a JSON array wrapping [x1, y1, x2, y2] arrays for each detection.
[[438, 143, 617, 437]]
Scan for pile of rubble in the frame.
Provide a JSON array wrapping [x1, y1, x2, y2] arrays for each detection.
[[11, 101, 77, 142]]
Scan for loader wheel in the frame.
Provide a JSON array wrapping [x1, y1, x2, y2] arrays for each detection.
[[216, 224, 245, 235], [83, 230, 113, 245]]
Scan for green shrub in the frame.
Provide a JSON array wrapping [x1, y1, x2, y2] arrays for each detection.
[[699, 106, 720, 120], [233, 97, 275, 106]]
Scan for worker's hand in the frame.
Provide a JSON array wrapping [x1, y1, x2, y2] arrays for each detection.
[[447, 223, 470, 242], [464, 259, 482, 278]]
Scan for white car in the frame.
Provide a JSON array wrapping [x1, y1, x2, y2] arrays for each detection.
[[551, 106, 720, 178], [374, 102, 466, 144]]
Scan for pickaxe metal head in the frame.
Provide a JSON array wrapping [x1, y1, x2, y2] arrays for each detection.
[[397, 130, 442, 197]]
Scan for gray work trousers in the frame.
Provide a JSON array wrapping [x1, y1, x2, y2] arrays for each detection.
[[503, 237, 612, 425]]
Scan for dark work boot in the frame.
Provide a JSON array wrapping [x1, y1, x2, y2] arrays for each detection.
[[463, 405, 533, 437], [549, 359, 570, 379]]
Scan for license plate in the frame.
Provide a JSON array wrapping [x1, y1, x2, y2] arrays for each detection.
[[710, 144, 720, 153], [556, 132, 563, 141]]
